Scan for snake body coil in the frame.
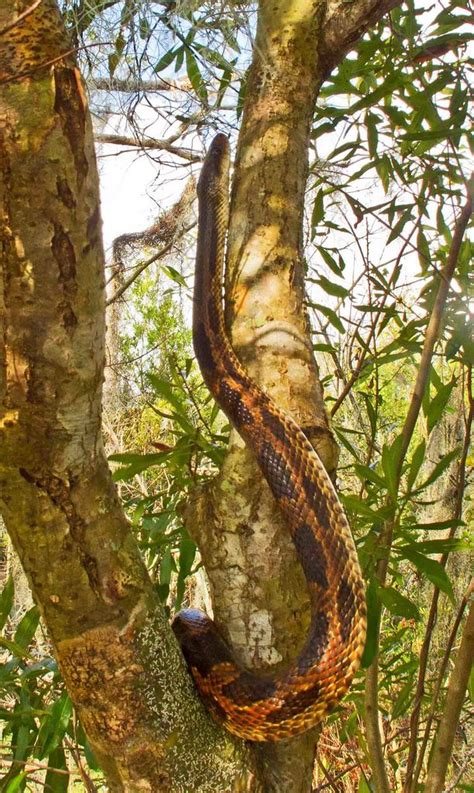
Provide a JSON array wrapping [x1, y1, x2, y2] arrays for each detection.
[[172, 134, 366, 742]]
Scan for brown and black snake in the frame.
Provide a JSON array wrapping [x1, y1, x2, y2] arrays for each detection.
[[172, 133, 367, 742]]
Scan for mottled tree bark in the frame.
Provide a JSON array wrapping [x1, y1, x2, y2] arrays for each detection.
[[185, 1, 400, 790], [0, 2, 256, 790], [0, 0, 401, 790]]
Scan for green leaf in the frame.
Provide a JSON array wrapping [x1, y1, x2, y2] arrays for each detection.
[[398, 548, 454, 600], [416, 448, 460, 492], [0, 636, 34, 658], [311, 189, 325, 229], [315, 246, 345, 277], [387, 207, 413, 245], [0, 576, 14, 631], [468, 664, 474, 703], [162, 264, 188, 288], [417, 227, 431, 271], [185, 49, 208, 103], [311, 303, 345, 334], [404, 538, 471, 555], [378, 586, 419, 620], [14, 606, 40, 650], [147, 375, 184, 412], [406, 440, 426, 492], [425, 378, 455, 435], [341, 495, 391, 522], [36, 692, 73, 760], [354, 463, 386, 490], [366, 111, 379, 159], [193, 44, 235, 72], [358, 775, 372, 793], [4, 771, 28, 792], [375, 155, 391, 193], [110, 451, 171, 481], [44, 746, 69, 792], [315, 275, 349, 299], [381, 435, 403, 499], [403, 519, 464, 533], [392, 677, 414, 719], [154, 47, 179, 73], [175, 538, 197, 610], [347, 74, 400, 114]]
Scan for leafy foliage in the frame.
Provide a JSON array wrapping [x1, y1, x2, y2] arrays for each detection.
[[0, 580, 101, 791]]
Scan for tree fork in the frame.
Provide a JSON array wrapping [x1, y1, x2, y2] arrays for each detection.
[[0, 2, 257, 790]]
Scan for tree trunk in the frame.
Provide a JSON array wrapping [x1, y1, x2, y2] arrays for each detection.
[[185, 0, 400, 790], [0, 2, 256, 790], [1, 0, 400, 790]]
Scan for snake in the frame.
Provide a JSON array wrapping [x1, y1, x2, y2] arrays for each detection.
[[172, 133, 367, 742]]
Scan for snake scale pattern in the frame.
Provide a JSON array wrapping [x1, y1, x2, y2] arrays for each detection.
[[172, 134, 367, 742]]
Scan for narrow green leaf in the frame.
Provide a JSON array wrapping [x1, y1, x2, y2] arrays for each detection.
[[44, 746, 69, 793], [162, 264, 188, 288], [315, 246, 345, 277], [312, 303, 345, 334], [392, 678, 414, 719], [193, 44, 234, 72], [387, 207, 413, 245], [0, 637, 34, 658], [5, 771, 28, 792], [417, 227, 431, 271], [406, 440, 426, 492], [311, 189, 325, 229], [37, 692, 73, 759], [416, 447, 460, 492], [358, 775, 372, 793], [381, 435, 403, 499], [354, 463, 386, 490], [147, 374, 183, 412], [425, 379, 455, 435], [0, 576, 14, 631], [347, 75, 399, 114], [398, 548, 454, 600], [375, 155, 390, 193], [178, 538, 196, 579], [160, 549, 174, 587], [404, 538, 471, 555], [315, 275, 349, 299], [366, 112, 379, 159], [14, 606, 39, 650], [175, 538, 197, 610], [378, 586, 420, 620], [341, 495, 389, 522], [403, 519, 464, 533], [468, 665, 474, 703], [154, 47, 178, 73], [185, 49, 208, 103]]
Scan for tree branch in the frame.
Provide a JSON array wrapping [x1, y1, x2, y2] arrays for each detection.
[[424, 596, 474, 793], [95, 133, 200, 161]]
